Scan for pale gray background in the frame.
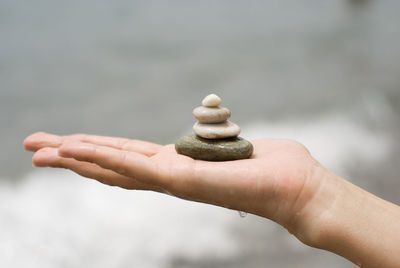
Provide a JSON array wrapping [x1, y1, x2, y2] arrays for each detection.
[[1, 0, 399, 267]]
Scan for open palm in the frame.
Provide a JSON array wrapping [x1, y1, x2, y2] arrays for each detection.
[[24, 132, 324, 238]]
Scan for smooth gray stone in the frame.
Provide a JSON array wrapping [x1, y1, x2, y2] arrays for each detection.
[[193, 121, 240, 139], [192, 106, 231, 123], [175, 134, 253, 161]]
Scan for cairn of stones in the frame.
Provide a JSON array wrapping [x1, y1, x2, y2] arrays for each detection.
[[192, 94, 240, 139], [175, 94, 253, 161]]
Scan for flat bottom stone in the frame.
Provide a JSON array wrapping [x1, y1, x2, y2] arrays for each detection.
[[175, 134, 253, 161]]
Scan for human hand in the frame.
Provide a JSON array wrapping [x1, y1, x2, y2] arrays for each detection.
[[24, 132, 400, 267], [23, 132, 330, 245]]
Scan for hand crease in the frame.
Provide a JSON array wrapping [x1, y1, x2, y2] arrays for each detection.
[[119, 139, 131, 152], [116, 151, 129, 175]]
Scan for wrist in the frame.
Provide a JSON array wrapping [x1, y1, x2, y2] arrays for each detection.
[[295, 166, 400, 267], [286, 164, 345, 248]]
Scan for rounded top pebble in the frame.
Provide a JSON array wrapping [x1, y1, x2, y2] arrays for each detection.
[[202, 94, 221, 107]]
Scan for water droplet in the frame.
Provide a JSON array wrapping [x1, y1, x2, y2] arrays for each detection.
[[238, 211, 247, 218]]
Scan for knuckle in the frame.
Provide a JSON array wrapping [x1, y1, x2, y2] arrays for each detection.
[[115, 151, 129, 175], [84, 145, 98, 163], [118, 139, 131, 151]]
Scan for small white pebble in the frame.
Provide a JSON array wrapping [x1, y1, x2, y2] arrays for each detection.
[[202, 93, 222, 107]]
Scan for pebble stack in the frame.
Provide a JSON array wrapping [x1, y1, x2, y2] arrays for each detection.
[[175, 94, 253, 161], [192, 94, 240, 139]]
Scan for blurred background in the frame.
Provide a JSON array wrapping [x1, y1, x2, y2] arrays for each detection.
[[1, 0, 399, 267]]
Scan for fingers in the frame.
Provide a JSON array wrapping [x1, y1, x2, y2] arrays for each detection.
[[78, 134, 162, 156], [33, 147, 163, 192], [59, 140, 163, 186], [24, 132, 64, 151], [23, 132, 162, 156]]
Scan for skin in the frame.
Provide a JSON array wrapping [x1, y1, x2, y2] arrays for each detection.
[[24, 132, 400, 267]]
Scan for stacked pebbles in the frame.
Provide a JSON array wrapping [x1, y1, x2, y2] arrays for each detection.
[[175, 94, 253, 161]]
